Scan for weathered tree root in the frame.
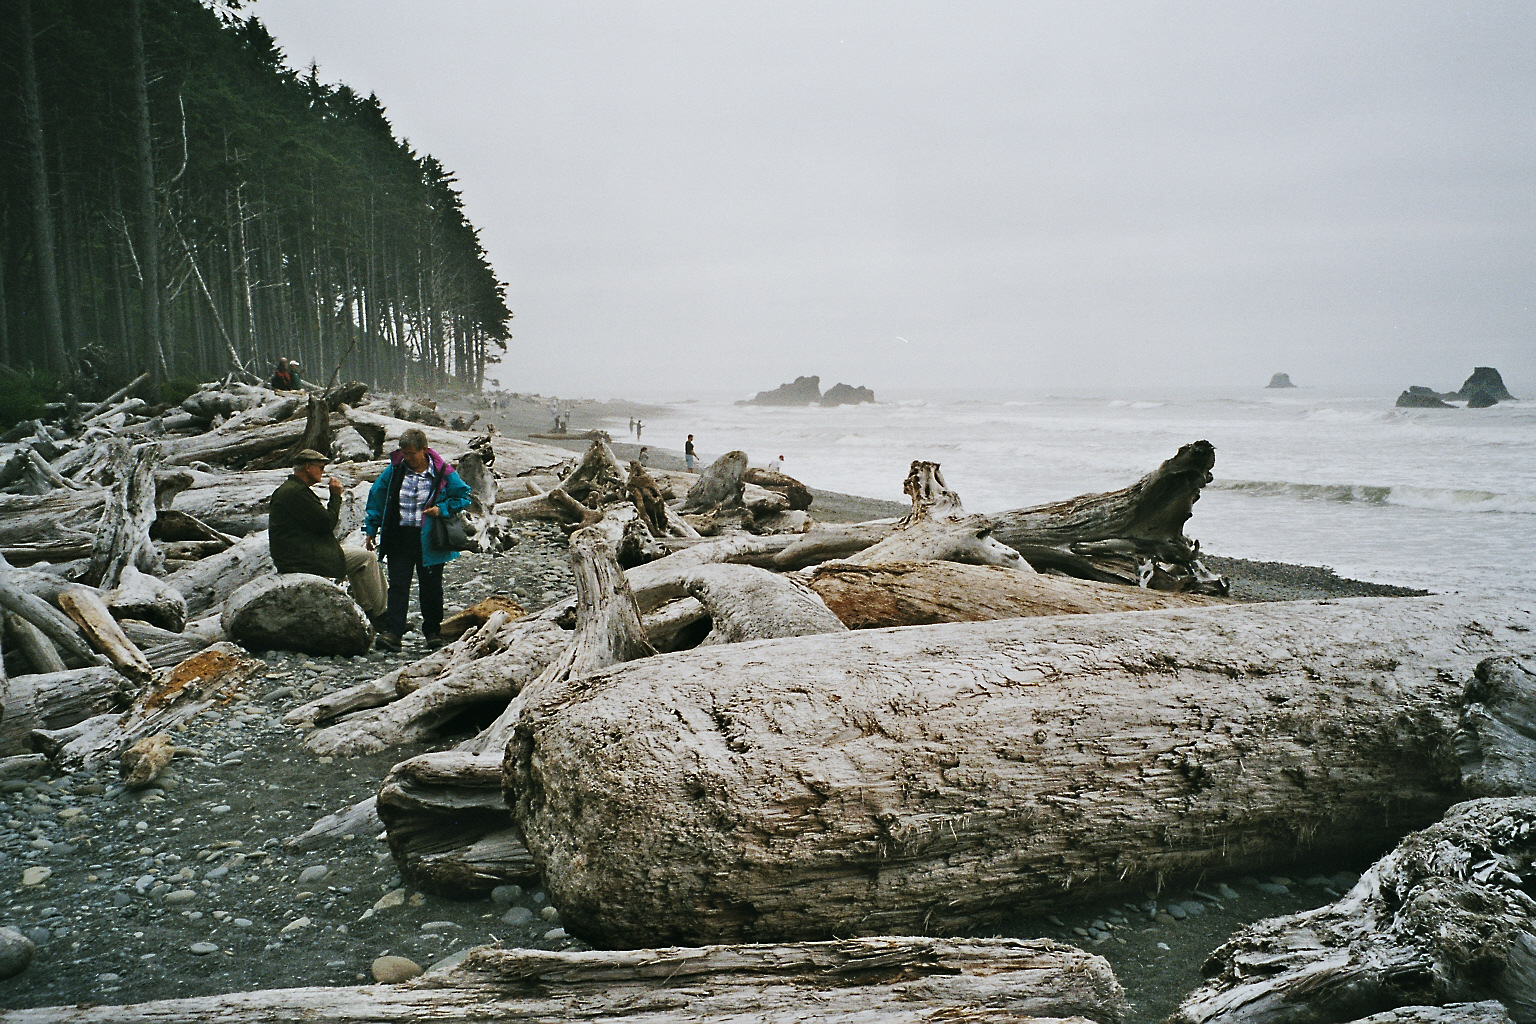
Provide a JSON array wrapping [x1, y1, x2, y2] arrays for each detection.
[[1173, 795, 1536, 1024]]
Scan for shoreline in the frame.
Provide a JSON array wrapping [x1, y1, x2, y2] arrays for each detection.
[[478, 398, 1426, 602]]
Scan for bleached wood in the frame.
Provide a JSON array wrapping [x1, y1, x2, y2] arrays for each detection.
[[0, 665, 126, 757], [4, 610, 66, 673], [808, 560, 1227, 629], [505, 596, 1536, 947], [0, 577, 98, 665], [59, 587, 154, 683], [1173, 796, 1536, 1024], [682, 563, 847, 645], [0, 937, 1127, 1024], [83, 440, 163, 587]]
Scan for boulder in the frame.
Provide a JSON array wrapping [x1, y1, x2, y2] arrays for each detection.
[[820, 382, 875, 405], [106, 564, 188, 633], [1266, 373, 1297, 389], [1396, 387, 1453, 409], [1457, 367, 1516, 403], [221, 573, 372, 655], [0, 926, 35, 980], [739, 375, 821, 406]]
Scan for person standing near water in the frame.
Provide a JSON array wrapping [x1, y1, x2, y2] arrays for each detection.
[[635, 420, 643, 439], [685, 434, 698, 471], [638, 446, 649, 466]]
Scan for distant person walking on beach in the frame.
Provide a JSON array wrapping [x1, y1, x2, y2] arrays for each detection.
[[684, 434, 697, 471], [629, 417, 635, 435], [635, 420, 643, 439]]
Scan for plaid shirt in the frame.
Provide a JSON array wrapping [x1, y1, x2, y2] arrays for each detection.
[[396, 470, 434, 526]]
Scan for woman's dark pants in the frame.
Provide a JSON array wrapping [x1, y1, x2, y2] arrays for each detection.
[[381, 526, 444, 637]]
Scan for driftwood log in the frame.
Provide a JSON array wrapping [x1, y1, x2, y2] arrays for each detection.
[[0, 937, 1126, 1024], [0, 666, 127, 757], [807, 560, 1227, 628], [847, 461, 1031, 569], [983, 439, 1228, 591], [1174, 795, 1536, 1024], [504, 596, 1535, 947], [82, 440, 163, 587], [28, 642, 259, 773]]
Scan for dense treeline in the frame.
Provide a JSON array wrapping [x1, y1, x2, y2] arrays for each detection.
[[0, 0, 510, 403]]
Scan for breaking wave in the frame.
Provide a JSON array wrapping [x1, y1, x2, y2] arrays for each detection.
[[1213, 479, 1536, 514]]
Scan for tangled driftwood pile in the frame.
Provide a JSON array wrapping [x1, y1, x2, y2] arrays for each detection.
[[10, 379, 1536, 1023]]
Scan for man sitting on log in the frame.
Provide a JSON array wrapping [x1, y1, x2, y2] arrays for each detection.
[[268, 449, 386, 621], [363, 428, 473, 652]]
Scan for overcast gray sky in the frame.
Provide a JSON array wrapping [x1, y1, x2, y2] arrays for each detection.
[[250, 1, 1534, 398]]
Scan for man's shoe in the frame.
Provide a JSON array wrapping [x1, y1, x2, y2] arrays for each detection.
[[424, 633, 447, 650], [375, 632, 402, 652]]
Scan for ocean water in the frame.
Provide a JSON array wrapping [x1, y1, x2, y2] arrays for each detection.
[[607, 387, 1536, 598]]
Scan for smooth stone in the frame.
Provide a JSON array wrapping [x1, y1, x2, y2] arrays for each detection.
[[373, 888, 406, 911], [210, 805, 232, 815], [0, 927, 35, 980], [1166, 903, 1187, 920], [1155, 912, 1177, 924], [205, 866, 229, 879], [501, 907, 534, 926], [1255, 882, 1291, 895], [543, 927, 567, 941], [20, 866, 51, 886], [298, 865, 329, 884], [1180, 900, 1206, 916], [420, 920, 459, 932], [1217, 883, 1240, 899], [280, 916, 311, 934], [188, 941, 219, 956], [233, 918, 253, 928], [540, 905, 560, 921], [371, 955, 422, 983], [165, 889, 197, 904], [490, 884, 522, 905]]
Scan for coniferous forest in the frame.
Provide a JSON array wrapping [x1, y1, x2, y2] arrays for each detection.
[[0, 0, 510, 410]]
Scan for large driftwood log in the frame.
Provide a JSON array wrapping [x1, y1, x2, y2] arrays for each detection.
[[4, 610, 66, 673], [246, 392, 332, 470], [682, 450, 749, 512], [163, 532, 273, 617], [0, 666, 127, 757], [0, 488, 101, 565], [504, 596, 1535, 947], [808, 560, 1227, 628], [0, 576, 99, 666], [983, 440, 1227, 592], [682, 563, 847, 644], [1173, 795, 1536, 1024], [0, 937, 1126, 1024]]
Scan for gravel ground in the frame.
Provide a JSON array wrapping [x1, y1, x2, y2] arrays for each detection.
[[0, 412, 1428, 1016]]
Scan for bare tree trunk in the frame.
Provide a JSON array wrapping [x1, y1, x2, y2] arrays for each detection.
[[1173, 793, 1536, 1024], [0, 937, 1126, 1024], [129, 0, 164, 385], [84, 441, 164, 588], [504, 596, 1536, 948], [15, 0, 68, 374]]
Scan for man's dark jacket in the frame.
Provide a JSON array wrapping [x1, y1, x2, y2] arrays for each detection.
[[268, 475, 345, 579]]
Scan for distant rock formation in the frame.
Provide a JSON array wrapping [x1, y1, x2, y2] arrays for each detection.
[[1458, 367, 1516, 407], [820, 383, 875, 406], [1266, 373, 1297, 389], [740, 375, 822, 406], [1396, 387, 1453, 409]]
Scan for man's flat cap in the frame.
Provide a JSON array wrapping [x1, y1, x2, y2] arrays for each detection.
[[292, 449, 328, 465]]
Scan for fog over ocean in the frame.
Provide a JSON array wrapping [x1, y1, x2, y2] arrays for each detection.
[[604, 386, 1536, 598]]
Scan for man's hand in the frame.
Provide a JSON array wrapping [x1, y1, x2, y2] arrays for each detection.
[[365, 534, 376, 551], [423, 505, 441, 518], [327, 477, 344, 497]]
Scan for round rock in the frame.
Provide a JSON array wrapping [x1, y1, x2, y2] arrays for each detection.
[[222, 574, 372, 656], [188, 941, 219, 956], [0, 927, 36, 980], [371, 955, 422, 983]]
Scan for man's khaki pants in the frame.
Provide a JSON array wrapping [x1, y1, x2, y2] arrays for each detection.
[[342, 545, 387, 617]]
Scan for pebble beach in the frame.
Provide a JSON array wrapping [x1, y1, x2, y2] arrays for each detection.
[[0, 394, 1428, 1019]]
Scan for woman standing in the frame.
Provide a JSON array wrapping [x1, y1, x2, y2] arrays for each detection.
[[363, 428, 472, 650]]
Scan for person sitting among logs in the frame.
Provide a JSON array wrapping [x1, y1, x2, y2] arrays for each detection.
[[364, 428, 472, 652], [270, 357, 295, 391], [267, 449, 386, 620]]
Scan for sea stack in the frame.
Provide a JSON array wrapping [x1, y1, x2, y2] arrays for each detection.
[[1396, 386, 1454, 409], [1266, 373, 1297, 389], [1458, 367, 1516, 407], [739, 376, 822, 406], [820, 383, 876, 406]]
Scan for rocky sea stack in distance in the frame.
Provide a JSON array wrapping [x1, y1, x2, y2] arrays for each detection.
[[738, 375, 876, 407], [1266, 373, 1297, 389], [1395, 366, 1517, 409]]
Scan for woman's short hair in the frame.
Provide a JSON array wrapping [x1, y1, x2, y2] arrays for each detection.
[[398, 428, 428, 451]]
